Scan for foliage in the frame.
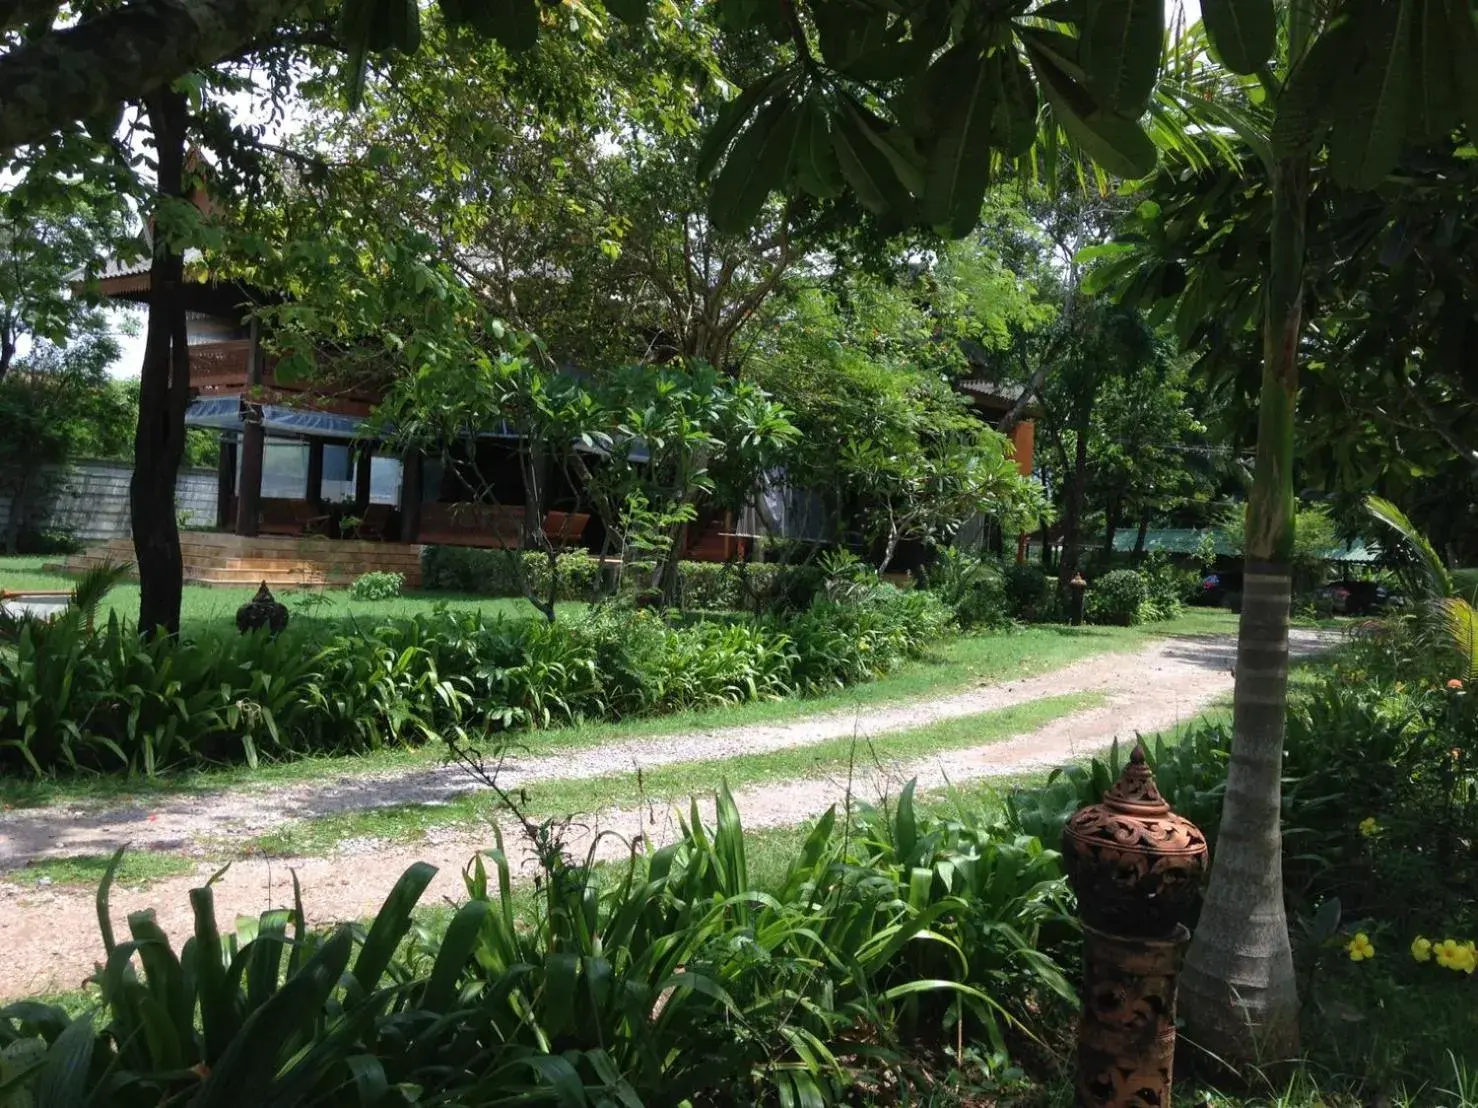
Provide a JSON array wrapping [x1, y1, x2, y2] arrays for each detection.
[[1218, 501, 1341, 592], [1002, 563, 1053, 623], [348, 571, 403, 601], [749, 278, 1047, 569], [0, 328, 121, 553], [0, 780, 1076, 1106], [1084, 569, 1146, 627], [1365, 496, 1478, 681], [920, 548, 1011, 631], [421, 545, 795, 612], [1136, 552, 1188, 623], [0, 588, 951, 778]]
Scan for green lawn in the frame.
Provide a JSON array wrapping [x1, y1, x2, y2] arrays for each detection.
[[0, 555, 580, 633]]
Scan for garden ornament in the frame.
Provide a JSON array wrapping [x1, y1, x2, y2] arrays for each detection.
[[236, 581, 289, 636], [1068, 572, 1088, 626], [1060, 743, 1209, 1108]]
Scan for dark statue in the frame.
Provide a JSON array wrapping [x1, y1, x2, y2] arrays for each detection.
[[235, 582, 289, 636]]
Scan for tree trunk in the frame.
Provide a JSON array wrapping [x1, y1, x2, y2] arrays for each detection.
[[1180, 155, 1307, 1065], [0, 326, 14, 381], [1057, 423, 1089, 589], [131, 89, 190, 637], [1101, 494, 1119, 559], [878, 534, 900, 574], [2, 467, 31, 554], [1132, 508, 1150, 562]]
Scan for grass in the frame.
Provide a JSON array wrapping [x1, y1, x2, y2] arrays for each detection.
[[0, 556, 580, 635], [0, 851, 203, 890], [238, 691, 1102, 857], [0, 606, 1240, 810]]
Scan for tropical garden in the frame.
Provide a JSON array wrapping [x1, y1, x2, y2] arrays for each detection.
[[1, 0, 1477, 1104]]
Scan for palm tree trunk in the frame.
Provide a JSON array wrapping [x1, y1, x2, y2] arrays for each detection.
[[1180, 155, 1307, 1064]]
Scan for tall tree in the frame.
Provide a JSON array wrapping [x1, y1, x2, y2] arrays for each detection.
[[696, 0, 1478, 1066]]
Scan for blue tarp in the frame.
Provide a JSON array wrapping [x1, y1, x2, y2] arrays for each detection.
[[186, 396, 651, 460]]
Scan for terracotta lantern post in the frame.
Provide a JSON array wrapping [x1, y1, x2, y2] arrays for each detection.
[[1068, 572, 1088, 626], [1060, 744, 1209, 1108]]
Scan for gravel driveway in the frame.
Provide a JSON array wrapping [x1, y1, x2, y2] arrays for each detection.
[[0, 627, 1332, 998]]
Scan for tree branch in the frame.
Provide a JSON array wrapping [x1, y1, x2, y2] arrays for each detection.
[[0, 0, 306, 153]]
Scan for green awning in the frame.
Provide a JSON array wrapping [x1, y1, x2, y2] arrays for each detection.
[[1109, 528, 1381, 563]]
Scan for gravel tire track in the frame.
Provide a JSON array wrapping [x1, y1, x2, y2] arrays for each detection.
[[0, 629, 1330, 998]]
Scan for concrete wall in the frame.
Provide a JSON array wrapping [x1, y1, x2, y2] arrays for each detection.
[[0, 460, 218, 544]]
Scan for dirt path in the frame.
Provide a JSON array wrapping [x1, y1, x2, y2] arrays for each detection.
[[0, 629, 1329, 998]]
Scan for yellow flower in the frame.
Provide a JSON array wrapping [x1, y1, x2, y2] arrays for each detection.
[[1433, 939, 1475, 972], [1411, 936, 1433, 963], [1347, 932, 1376, 962], [1358, 817, 1380, 838]]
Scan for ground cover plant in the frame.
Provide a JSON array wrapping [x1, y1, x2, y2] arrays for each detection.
[[0, 578, 954, 778], [0, 785, 1079, 1107]]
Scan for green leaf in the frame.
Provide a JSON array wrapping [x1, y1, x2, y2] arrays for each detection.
[[707, 99, 803, 234], [604, 0, 648, 25], [468, 0, 539, 52], [422, 899, 491, 1012], [194, 929, 354, 1108], [1328, 0, 1411, 190], [1270, 18, 1348, 158], [30, 1015, 96, 1108], [832, 103, 915, 218], [994, 50, 1041, 156], [1081, 0, 1164, 111], [794, 99, 842, 198], [1201, 0, 1275, 74], [1445, 0, 1478, 142], [1408, 0, 1457, 139], [922, 47, 994, 237], [352, 862, 436, 993], [1027, 43, 1156, 178], [95, 846, 125, 957]]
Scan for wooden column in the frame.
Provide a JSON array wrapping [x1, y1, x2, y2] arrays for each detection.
[[306, 439, 324, 509], [216, 437, 236, 530], [399, 451, 423, 543], [354, 445, 372, 512], [235, 319, 266, 537], [236, 406, 264, 537]]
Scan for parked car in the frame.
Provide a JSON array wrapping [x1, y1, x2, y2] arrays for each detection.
[[1316, 578, 1397, 615], [1195, 571, 1243, 607]]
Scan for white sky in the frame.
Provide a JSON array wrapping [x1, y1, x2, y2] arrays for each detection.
[[102, 0, 1204, 378]]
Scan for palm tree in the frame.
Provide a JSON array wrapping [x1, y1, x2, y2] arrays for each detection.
[[1366, 496, 1478, 680]]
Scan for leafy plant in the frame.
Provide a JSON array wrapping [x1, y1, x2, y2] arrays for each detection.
[[922, 548, 1011, 630], [1085, 569, 1146, 627], [348, 570, 404, 601]]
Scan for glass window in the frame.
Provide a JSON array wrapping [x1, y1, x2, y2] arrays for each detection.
[[321, 444, 354, 503], [370, 456, 403, 506], [240, 438, 308, 499]]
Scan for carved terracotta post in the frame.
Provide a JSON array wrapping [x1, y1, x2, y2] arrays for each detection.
[[1061, 744, 1208, 1108]]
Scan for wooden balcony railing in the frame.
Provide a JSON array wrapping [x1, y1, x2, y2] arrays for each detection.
[[188, 340, 386, 408]]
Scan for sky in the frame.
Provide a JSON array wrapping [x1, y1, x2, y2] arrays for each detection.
[[101, 0, 1204, 379]]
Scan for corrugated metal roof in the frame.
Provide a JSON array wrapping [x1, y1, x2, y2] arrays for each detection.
[[1108, 527, 1381, 562]]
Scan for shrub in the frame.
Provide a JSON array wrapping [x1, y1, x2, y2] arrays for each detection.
[[1085, 569, 1146, 626], [921, 548, 1010, 630], [421, 544, 786, 609], [0, 587, 957, 778], [349, 570, 404, 600], [1004, 562, 1053, 622], [1136, 552, 1189, 623]]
